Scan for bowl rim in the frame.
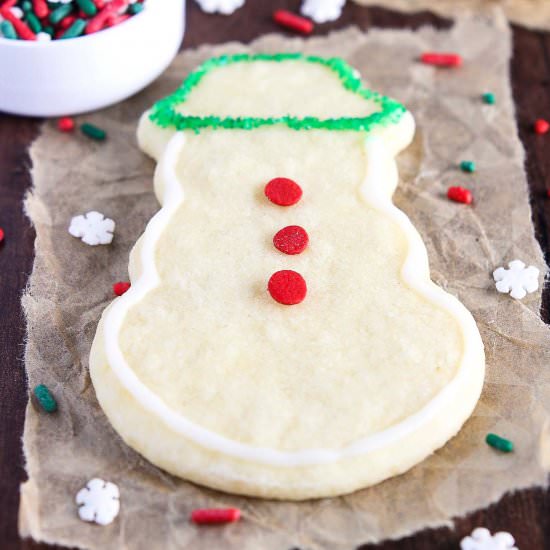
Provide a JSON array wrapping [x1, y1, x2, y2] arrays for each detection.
[[0, 0, 171, 49]]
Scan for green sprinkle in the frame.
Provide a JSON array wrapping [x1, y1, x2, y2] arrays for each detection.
[[75, 0, 97, 16], [149, 53, 406, 134], [482, 92, 495, 105], [486, 433, 513, 453], [81, 123, 106, 141], [34, 384, 57, 413], [43, 26, 54, 37], [26, 12, 42, 34], [60, 19, 86, 39], [21, 1, 33, 12], [460, 160, 476, 173], [0, 20, 18, 40], [50, 3, 74, 25], [128, 3, 144, 15]]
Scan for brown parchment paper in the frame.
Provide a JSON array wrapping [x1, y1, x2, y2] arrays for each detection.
[[353, 0, 550, 31], [19, 11, 550, 550]]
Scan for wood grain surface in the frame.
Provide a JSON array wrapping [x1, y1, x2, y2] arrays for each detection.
[[0, 2, 548, 548]]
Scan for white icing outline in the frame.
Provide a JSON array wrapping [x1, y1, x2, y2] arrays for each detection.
[[102, 115, 483, 467]]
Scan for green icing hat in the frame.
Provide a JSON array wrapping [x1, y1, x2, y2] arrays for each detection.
[[149, 53, 407, 133]]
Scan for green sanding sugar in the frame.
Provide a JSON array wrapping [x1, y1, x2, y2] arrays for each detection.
[[149, 53, 406, 133], [34, 384, 57, 413], [486, 433, 513, 453]]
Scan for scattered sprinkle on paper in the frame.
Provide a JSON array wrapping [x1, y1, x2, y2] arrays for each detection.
[[69, 211, 115, 246], [301, 0, 346, 23], [195, 0, 244, 15], [76, 478, 120, 526], [493, 259, 539, 300], [460, 527, 517, 550]]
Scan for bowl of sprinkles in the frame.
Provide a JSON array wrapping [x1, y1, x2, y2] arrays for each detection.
[[0, 0, 185, 116]]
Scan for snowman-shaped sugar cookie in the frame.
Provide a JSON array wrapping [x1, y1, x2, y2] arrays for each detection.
[[90, 54, 485, 500]]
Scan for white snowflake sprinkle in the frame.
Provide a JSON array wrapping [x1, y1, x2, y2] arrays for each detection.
[[10, 6, 24, 18], [69, 211, 115, 246], [36, 32, 52, 42], [460, 527, 517, 550], [493, 259, 539, 300], [301, 0, 346, 23], [76, 478, 120, 526], [195, 0, 245, 15]]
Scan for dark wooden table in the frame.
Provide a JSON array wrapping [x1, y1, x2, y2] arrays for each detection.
[[1, 2, 549, 548]]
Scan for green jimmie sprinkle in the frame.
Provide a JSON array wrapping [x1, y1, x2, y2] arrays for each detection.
[[485, 433, 513, 453], [75, 0, 97, 17], [81, 123, 107, 141], [60, 18, 86, 40], [0, 20, 18, 39], [34, 384, 58, 413]]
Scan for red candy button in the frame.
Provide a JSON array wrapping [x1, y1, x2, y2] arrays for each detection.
[[273, 225, 309, 255], [264, 177, 302, 206], [268, 270, 307, 305]]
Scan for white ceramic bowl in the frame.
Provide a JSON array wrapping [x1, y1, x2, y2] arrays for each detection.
[[0, 0, 185, 116]]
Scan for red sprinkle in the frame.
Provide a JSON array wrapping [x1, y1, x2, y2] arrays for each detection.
[[273, 10, 313, 35], [113, 281, 131, 296], [273, 225, 309, 255], [85, 0, 127, 34], [268, 270, 307, 305], [447, 186, 473, 205], [58, 14, 76, 30], [0, 7, 36, 40], [32, 0, 49, 18], [57, 117, 75, 132], [191, 508, 241, 525], [0, 227, 4, 244], [106, 13, 130, 27], [534, 119, 549, 135], [265, 177, 303, 206], [420, 52, 462, 68]]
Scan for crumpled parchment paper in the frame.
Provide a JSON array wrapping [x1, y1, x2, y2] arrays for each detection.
[[19, 11, 550, 550], [353, 0, 550, 30]]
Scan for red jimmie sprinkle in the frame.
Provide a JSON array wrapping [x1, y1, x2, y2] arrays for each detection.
[[86, 0, 128, 34], [32, 0, 49, 18], [268, 270, 307, 305], [420, 52, 462, 68], [58, 14, 76, 30], [534, 119, 549, 135], [273, 10, 313, 35], [0, 7, 36, 40], [0, 227, 4, 244], [57, 117, 75, 132], [106, 13, 130, 27], [191, 508, 241, 525], [273, 225, 309, 255], [447, 186, 473, 205], [113, 281, 131, 296], [265, 177, 303, 206]]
